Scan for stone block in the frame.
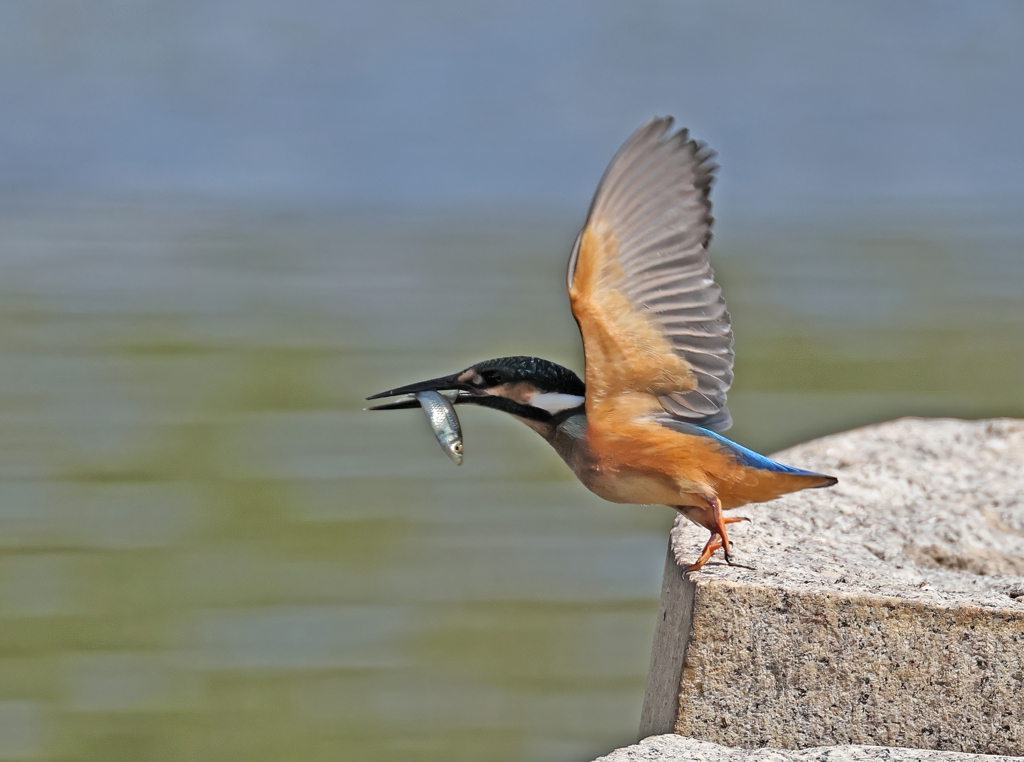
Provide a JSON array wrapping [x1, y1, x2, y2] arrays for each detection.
[[640, 419, 1024, 756]]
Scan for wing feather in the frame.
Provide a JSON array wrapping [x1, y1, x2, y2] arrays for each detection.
[[568, 117, 734, 431]]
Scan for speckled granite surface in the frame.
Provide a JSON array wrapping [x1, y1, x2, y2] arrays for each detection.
[[642, 419, 1024, 756]]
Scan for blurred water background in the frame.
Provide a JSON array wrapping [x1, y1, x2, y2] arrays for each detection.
[[0, 2, 1023, 760]]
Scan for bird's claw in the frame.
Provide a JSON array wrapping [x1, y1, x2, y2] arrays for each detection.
[[684, 534, 724, 574], [683, 501, 751, 573]]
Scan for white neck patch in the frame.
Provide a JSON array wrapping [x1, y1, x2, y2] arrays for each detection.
[[528, 392, 585, 414]]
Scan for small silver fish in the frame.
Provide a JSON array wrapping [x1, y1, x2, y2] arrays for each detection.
[[414, 390, 464, 465]]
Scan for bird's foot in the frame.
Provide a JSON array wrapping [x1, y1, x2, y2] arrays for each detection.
[[684, 534, 754, 573], [678, 500, 750, 573], [684, 535, 723, 574], [707, 496, 735, 562]]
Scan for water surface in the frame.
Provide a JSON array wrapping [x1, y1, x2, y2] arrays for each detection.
[[0, 204, 1019, 761]]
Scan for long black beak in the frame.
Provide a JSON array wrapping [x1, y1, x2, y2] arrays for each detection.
[[365, 394, 477, 411], [365, 373, 474, 410]]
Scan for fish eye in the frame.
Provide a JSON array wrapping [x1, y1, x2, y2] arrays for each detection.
[[453, 442, 463, 452]]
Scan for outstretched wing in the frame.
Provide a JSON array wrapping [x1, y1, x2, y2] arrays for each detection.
[[567, 117, 734, 431]]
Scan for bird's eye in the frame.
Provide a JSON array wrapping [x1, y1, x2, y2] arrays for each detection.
[[481, 370, 504, 385]]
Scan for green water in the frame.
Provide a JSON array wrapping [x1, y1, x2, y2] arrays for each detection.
[[0, 205, 1020, 761]]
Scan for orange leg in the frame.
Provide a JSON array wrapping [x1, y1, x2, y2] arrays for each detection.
[[707, 496, 752, 563], [708, 496, 730, 560], [684, 534, 723, 573], [677, 496, 751, 572]]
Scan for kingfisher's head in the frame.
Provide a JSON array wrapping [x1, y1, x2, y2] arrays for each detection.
[[367, 356, 586, 429]]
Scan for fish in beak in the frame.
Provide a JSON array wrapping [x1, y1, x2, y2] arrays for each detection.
[[366, 374, 474, 465]]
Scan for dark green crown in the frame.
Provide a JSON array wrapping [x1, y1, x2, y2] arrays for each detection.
[[470, 356, 585, 396]]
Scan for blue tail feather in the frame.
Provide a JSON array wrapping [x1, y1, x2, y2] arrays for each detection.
[[656, 415, 832, 480]]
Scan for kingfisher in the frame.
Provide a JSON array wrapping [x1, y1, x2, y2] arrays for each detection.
[[367, 118, 836, 572]]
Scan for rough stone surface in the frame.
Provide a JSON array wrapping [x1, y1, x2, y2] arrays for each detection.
[[644, 418, 1024, 756], [594, 735, 1020, 761]]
